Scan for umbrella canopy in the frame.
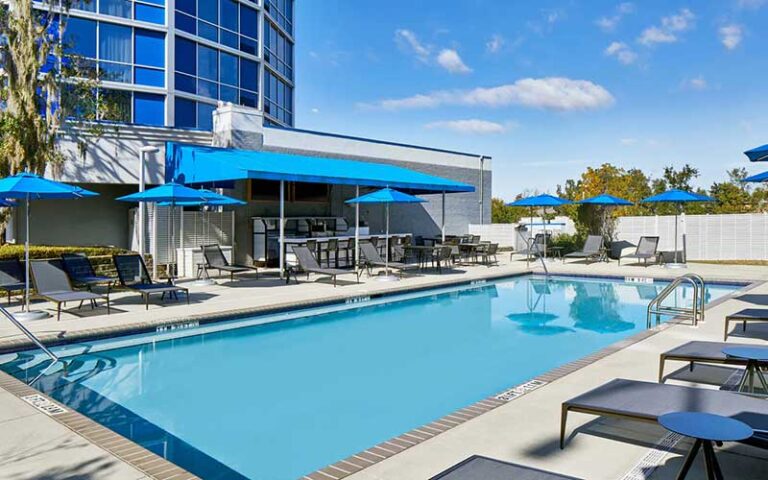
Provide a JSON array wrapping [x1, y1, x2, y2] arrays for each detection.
[[0, 199, 17, 207], [641, 189, 714, 204], [0, 172, 98, 199], [116, 182, 211, 203], [345, 187, 426, 204], [157, 189, 245, 207], [578, 194, 632, 206], [745, 144, 768, 162], [742, 171, 768, 183], [507, 194, 572, 207]]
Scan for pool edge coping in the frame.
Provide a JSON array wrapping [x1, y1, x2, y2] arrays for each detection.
[[0, 272, 761, 480]]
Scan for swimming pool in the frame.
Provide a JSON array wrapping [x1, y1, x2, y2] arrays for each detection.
[[0, 275, 742, 479]]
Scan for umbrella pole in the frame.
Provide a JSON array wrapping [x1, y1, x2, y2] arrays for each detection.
[[385, 202, 390, 275], [355, 185, 360, 273], [24, 195, 30, 312], [279, 180, 285, 279]]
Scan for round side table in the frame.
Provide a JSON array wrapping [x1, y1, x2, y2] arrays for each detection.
[[659, 411, 753, 480], [722, 346, 768, 394]]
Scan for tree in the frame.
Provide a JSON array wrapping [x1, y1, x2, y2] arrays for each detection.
[[491, 197, 523, 224]]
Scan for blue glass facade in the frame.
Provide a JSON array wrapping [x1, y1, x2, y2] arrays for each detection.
[[64, 0, 294, 129]]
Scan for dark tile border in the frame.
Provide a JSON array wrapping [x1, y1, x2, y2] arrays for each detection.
[[0, 273, 761, 480], [0, 370, 200, 480]]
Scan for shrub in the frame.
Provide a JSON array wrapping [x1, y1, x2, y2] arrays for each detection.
[[549, 233, 584, 255], [0, 244, 130, 260]]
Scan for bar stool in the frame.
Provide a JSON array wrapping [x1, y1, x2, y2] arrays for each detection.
[[324, 238, 339, 268], [369, 236, 380, 256], [305, 240, 318, 260]]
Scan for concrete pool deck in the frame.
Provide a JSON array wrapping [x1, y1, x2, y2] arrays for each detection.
[[0, 257, 767, 479]]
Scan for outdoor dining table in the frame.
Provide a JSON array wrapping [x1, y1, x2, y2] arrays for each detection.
[[458, 243, 483, 263], [405, 245, 441, 270]]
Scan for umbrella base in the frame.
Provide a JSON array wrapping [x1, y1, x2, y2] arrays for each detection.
[[15, 310, 50, 321], [664, 262, 688, 269], [375, 274, 401, 282]]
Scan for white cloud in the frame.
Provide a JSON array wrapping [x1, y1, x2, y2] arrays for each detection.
[[311, 108, 320, 114], [736, 0, 766, 9], [424, 119, 511, 134], [604, 41, 638, 65], [719, 24, 743, 50], [596, 2, 635, 32], [619, 138, 638, 146], [394, 29, 431, 62], [681, 75, 708, 91], [486, 34, 504, 53], [436, 49, 472, 74], [361, 77, 615, 112], [638, 8, 695, 46]]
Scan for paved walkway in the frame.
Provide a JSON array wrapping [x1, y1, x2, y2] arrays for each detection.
[[0, 256, 766, 479]]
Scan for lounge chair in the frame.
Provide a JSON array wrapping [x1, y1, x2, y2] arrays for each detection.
[[430, 455, 582, 480], [287, 245, 360, 287], [201, 244, 258, 281], [30, 260, 109, 321], [516, 233, 550, 261], [359, 241, 417, 278], [477, 243, 499, 266], [560, 378, 768, 450], [618, 236, 659, 267], [0, 259, 25, 304], [725, 308, 768, 341], [563, 235, 604, 264], [61, 253, 115, 291], [113, 254, 189, 309], [658, 340, 766, 382]]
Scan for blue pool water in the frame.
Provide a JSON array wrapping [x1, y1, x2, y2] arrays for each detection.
[[0, 275, 741, 480]]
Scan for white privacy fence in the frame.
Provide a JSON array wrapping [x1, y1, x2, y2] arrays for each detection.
[[615, 213, 768, 261], [469, 216, 576, 249]]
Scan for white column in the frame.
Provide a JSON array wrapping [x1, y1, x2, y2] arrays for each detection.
[[179, 205, 185, 276], [441, 191, 446, 242], [279, 180, 285, 278], [152, 203, 158, 279], [139, 146, 159, 257]]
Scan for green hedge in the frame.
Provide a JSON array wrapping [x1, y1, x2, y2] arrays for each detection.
[[549, 233, 585, 255], [0, 245, 130, 260]]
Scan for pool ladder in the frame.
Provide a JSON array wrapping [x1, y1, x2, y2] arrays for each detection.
[[646, 273, 706, 328], [0, 305, 59, 362], [518, 232, 549, 276]]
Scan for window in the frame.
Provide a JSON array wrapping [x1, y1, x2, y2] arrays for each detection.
[[64, 17, 97, 58], [99, 23, 132, 82], [198, 102, 216, 130], [133, 92, 165, 125], [100, 89, 132, 122], [175, 36, 196, 76], [265, 0, 292, 34], [100, 0, 132, 18], [220, 52, 238, 86], [265, 21, 293, 80], [97, 1, 166, 24], [174, 1, 258, 55], [264, 70, 293, 126], [174, 96, 197, 128]]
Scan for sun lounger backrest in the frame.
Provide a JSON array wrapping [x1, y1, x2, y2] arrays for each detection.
[[61, 253, 96, 280], [0, 259, 24, 286], [487, 243, 499, 255], [31, 260, 73, 294], [583, 235, 603, 254], [292, 245, 321, 269], [113, 254, 152, 286], [637, 236, 659, 255], [202, 244, 229, 268], [359, 242, 383, 263]]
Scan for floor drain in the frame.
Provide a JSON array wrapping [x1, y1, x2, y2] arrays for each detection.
[[620, 432, 683, 480]]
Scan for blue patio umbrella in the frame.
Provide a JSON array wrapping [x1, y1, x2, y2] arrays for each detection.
[[346, 188, 425, 280], [578, 194, 633, 239], [744, 144, 768, 162], [641, 189, 714, 267], [117, 183, 215, 278], [742, 170, 768, 183], [507, 194, 573, 261], [0, 173, 99, 319]]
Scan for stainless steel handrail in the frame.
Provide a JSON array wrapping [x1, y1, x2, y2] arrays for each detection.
[[0, 306, 58, 362], [646, 274, 706, 328], [516, 232, 549, 275]]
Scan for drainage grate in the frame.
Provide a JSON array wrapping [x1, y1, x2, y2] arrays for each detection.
[[620, 432, 683, 480], [721, 368, 746, 391], [494, 379, 548, 402], [21, 394, 67, 416]]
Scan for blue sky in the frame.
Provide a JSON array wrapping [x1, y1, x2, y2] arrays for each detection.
[[294, 1, 768, 199]]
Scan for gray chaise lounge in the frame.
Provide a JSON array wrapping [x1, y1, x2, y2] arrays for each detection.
[[724, 308, 768, 341], [359, 241, 417, 278], [30, 260, 109, 321], [563, 235, 604, 264], [430, 455, 582, 480], [202, 244, 259, 281], [288, 245, 360, 287], [61, 253, 116, 291], [560, 378, 768, 450], [658, 340, 767, 382], [0, 258, 25, 304], [618, 236, 659, 266], [113, 254, 189, 309]]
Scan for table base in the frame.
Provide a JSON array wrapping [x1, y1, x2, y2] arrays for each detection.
[[676, 439, 723, 480]]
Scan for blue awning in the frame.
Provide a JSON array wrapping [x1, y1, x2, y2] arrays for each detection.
[[165, 143, 475, 194]]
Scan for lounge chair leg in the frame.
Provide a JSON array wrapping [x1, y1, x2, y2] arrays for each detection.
[[145, 295, 149, 310], [186, 291, 190, 305], [559, 405, 569, 449], [106, 296, 110, 315], [658, 356, 666, 383], [57, 303, 61, 322]]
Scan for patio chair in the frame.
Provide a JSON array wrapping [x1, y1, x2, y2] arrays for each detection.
[[478, 243, 499, 266], [618, 236, 659, 267], [563, 235, 604, 264], [724, 308, 768, 341], [430, 455, 581, 480], [359, 241, 417, 278], [30, 260, 109, 321], [201, 244, 258, 281], [658, 340, 766, 383], [0, 259, 25, 304], [113, 254, 189, 309], [433, 246, 453, 273], [61, 253, 116, 291], [287, 245, 360, 287], [560, 378, 768, 450]]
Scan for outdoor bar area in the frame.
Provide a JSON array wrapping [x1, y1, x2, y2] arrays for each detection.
[[165, 142, 476, 277]]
